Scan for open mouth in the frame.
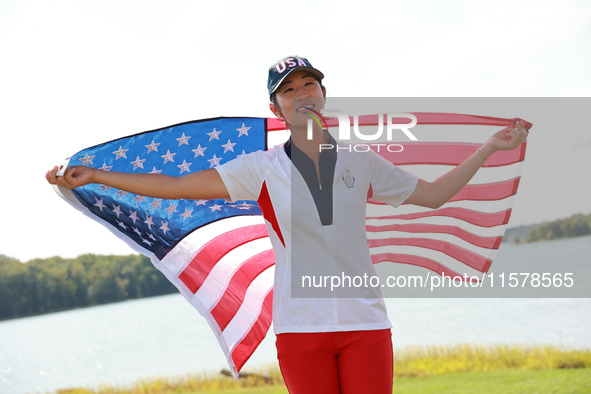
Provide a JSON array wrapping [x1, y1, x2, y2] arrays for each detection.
[[296, 104, 315, 112]]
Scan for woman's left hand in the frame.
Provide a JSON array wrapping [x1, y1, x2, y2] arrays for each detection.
[[484, 120, 529, 154]]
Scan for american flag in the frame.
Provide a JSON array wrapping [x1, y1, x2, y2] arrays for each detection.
[[53, 114, 530, 378]]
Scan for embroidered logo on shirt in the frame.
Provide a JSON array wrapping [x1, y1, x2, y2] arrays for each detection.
[[342, 169, 355, 188]]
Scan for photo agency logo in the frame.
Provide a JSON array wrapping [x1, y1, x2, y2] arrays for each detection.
[[303, 107, 418, 152]]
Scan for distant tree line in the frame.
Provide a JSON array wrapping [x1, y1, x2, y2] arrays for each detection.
[[0, 254, 176, 321], [506, 213, 591, 244], [527, 213, 591, 242]]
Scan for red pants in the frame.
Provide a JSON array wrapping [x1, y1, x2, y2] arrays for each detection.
[[276, 329, 393, 394]]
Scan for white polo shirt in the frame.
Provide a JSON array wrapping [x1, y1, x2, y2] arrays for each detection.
[[215, 140, 418, 334]]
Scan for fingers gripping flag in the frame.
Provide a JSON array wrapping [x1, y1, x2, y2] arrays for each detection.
[[52, 114, 530, 378]]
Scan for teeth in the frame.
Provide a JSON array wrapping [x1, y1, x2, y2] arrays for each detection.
[[297, 104, 314, 112]]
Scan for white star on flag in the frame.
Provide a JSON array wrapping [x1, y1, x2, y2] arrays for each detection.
[[115, 190, 129, 198], [207, 128, 222, 141], [176, 133, 191, 147], [145, 140, 160, 153], [79, 153, 95, 165], [160, 221, 170, 235], [131, 156, 146, 170], [149, 199, 162, 211], [161, 150, 176, 164], [192, 144, 207, 157], [113, 205, 123, 218], [133, 195, 146, 204], [144, 216, 155, 229], [236, 202, 255, 210], [93, 198, 106, 211], [100, 163, 113, 171], [149, 167, 163, 174], [221, 139, 237, 153], [180, 208, 193, 220], [165, 203, 178, 216], [129, 211, 139, 223], [207, 154, 222, 168], [209, 203, 222, 212], [177, 159, 192, 174], [236, 123, 251, 137], [117, 220, 128, 230], [113, 146, 129, 160]]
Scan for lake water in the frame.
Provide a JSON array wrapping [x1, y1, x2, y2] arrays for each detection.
[[1, 236, 590, 394]]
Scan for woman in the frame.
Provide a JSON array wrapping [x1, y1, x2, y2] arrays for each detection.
[[47, 56, 528, 393]]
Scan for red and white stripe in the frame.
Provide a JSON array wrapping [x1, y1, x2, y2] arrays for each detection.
[[358, 114, 529, 279], [154, 215, 274, 377]]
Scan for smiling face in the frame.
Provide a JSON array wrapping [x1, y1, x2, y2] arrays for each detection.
[[270, 70, 326, 129]]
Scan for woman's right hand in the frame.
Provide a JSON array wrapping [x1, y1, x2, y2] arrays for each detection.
[[46, 165, 96, 190]]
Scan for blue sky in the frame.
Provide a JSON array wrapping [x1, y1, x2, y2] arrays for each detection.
[[1, 0, 590, 261]]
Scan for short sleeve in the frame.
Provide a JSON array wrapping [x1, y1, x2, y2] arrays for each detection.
[[368, 150, 419, 207], [214, 150, 270, 202]]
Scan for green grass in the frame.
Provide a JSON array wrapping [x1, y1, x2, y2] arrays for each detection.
[[55, 344, 591, 394], [60, 369, 591, 394], [392, 343, 590, 377], [393, 369, 591, 393]]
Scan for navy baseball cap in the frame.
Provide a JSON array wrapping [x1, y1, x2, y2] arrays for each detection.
[[267, 56, 324, 99]]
